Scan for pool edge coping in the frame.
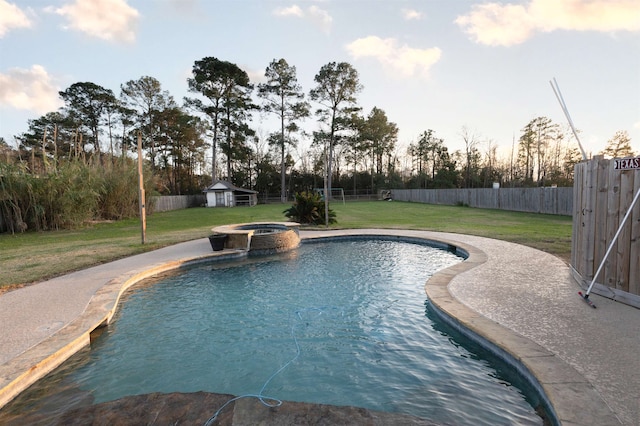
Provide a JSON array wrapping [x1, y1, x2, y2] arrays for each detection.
[[419, 237, 621, 426], [0, 249, 249, 410], [0, 230, 620, 425]]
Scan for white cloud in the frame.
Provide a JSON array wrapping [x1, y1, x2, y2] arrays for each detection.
[[455, 3, 535, 46], [401, 8, 423, 21], [307, 5, 332, 34], [345, 36, 442, 78], [0, 65, 64, 114], [273, 4, 332, 34], [530, 0, 640, 32], [51, 0, 139, 43], [456, 0, 640, 46], [0, 0, 33, 38], [273, 5, 304, 18], [245, 66, 267, 85]]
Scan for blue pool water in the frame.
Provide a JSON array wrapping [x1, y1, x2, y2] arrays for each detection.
[[6, 238, 546, 425]]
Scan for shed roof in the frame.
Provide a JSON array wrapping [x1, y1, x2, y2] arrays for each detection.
[[204, 180, 257, 194]]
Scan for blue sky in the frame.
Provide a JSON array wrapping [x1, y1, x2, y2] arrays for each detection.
[[1, 0, 639, 160]]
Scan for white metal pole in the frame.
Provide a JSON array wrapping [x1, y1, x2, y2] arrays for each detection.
[[549, 78, 587, 161], [585, 187, 640, 296]]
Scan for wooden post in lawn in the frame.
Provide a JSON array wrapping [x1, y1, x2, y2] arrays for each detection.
[[323, 142, 329, 228], [137, 132, 147, 244]]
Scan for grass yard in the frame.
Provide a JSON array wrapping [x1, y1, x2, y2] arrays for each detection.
[[0, 201, 572, 290]]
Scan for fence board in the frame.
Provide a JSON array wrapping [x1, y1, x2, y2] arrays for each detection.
[[583, 159, 598, 280], [604, 164, 621, 288], [616, 171, 634, 293], [629, 172, 640, 296], [580, 162, 592, 279], [593, 159, 609, 283], [571, 165, 582, 269]]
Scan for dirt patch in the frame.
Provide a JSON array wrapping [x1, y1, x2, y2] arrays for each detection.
[[0, 283, 26, 295]]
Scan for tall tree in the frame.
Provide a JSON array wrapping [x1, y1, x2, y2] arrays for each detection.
[[59, 82, 118, 162], [602, 130, 635, 158], [460, 126, 481, 188], [18, 111, 78, 160], [155, 107, 206, 194], [361, 107, 398, 177], [120, 76, 174, 168], [309, 62, 362, 197], [547, 126, 567, 183], [482, 139, 499, 188], [258, 58, 310, 202], [432, 146, 458, 188], [342, 112, 367, 194], [420, 129, 444, 181], [518, 117, 557, 185], [116, 105, 137, 157], [219, 82, 256, 183], [187, 57, 254, 184], [406, 129, 451, 188], [562, 146, 582, 183], [407, 137, 426, 179]]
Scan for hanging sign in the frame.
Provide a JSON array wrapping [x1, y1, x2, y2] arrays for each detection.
[[613, 156, 640, 170]]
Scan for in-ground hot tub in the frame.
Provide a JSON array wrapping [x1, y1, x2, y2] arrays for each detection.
[[211, 222, 300, 254]]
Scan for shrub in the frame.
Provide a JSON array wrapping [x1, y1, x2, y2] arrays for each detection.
[[283, 191, 336, 225]]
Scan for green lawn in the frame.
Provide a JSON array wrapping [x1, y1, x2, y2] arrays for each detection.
[[0, 201, 572, 290]]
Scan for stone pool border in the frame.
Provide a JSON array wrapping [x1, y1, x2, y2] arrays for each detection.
[[0, 230, 620, 425]]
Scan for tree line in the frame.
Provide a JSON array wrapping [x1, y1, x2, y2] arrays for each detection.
[[2, 56, 636, 203]]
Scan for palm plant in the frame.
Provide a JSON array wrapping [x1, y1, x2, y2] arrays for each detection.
[[283, 191, 336, 225]]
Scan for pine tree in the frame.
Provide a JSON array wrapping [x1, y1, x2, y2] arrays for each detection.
[[602, 130, 635, 158]]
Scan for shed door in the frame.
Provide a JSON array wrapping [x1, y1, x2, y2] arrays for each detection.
[[215, 192, 225, 206]]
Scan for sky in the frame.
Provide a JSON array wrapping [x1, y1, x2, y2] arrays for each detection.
[[1, 0, 639, 162]]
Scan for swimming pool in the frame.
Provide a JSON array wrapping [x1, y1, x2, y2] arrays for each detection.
[[2, 238, 546, 425]]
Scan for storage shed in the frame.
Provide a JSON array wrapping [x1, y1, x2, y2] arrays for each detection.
[[204, 180, 257, 207]]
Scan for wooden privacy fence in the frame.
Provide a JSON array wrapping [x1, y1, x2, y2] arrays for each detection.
[[152, 195, 206, 212], [572, 156, 640, 306], [391, 187, 573, 215]]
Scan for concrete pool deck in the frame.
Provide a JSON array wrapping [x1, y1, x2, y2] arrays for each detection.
[[0, 229, 638, 425]]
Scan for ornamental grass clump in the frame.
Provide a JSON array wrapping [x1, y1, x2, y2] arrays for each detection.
[[283, 191, 336, 225], [0, 158, 155, 233], [0, 160, 100, 232]]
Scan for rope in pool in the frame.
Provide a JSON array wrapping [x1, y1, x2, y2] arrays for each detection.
[[202, 305, 348, 426]]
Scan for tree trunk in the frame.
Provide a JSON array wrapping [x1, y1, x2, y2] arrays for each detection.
[[280, 114, 286, 203]]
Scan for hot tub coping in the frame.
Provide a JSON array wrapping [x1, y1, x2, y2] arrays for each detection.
[[211, 222, 300, 250]]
